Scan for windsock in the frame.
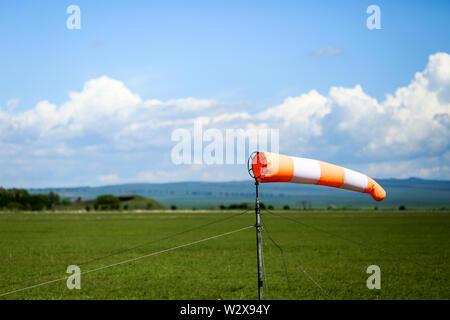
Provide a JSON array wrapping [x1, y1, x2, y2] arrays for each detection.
[[251, 152, 386, 201]]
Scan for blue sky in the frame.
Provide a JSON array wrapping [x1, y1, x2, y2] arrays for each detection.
[[0, 1, 449, 187]]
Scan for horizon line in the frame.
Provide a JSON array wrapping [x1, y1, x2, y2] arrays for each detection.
[[17, 176, 450, 190]]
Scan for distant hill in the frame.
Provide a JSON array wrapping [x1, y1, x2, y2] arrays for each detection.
[[28, 178, 450, 209]]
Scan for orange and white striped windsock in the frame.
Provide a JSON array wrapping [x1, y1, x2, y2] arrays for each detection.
[[251, 152, 386, 201]]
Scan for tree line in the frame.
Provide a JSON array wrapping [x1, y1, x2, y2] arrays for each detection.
[[219, 202, 288, 210], [0, 188, 65, 211]]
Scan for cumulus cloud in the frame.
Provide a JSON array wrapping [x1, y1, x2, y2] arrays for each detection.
[[1, 52, 449, 186], [256, 90, 330, 141], [0, 76, 217, 154], [331, 52, 449, 158], [256, 52, 449, 165]]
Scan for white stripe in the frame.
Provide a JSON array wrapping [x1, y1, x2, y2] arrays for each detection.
[[341, 168, 368, 192], [290, 157, 321, 184]]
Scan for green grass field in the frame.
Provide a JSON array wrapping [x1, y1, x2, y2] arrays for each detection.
[[0, 209, 449, 300]]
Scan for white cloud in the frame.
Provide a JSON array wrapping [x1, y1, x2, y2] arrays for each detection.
[[256, 89, 330, 138], [5, 98, 20, 112], [212, 112, 251, 124], [98, 174, 119, 184], [0, 77, 218, 153], [0, 52, 449, 185], [361, 153, 450, 180], [164, 97, 216, 111], [256, 52, 449, 162], [136, 170, 181, 183], [332, 52, 450, 157]]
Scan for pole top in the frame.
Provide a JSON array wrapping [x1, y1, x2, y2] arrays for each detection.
[[248, 151, 262, 182]]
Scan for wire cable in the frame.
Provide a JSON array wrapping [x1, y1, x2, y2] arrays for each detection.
[[263, 208, 445, 273], [261, 215, 331, 298], [0, 225, 254, 298], [0, 209, 250, 290]]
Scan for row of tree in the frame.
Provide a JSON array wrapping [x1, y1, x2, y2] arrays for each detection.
[[0, 188, 66, 211], [219, 202, 290, 210]]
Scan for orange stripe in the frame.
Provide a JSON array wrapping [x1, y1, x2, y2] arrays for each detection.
[[254, 152, 294, 182], [317, 161, 345, 188], [364, 177, 386, 201]]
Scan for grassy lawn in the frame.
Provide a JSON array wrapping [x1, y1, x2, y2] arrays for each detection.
[[0, 210, 448, 299]]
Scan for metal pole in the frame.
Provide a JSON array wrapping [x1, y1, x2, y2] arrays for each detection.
[[255, 180, 263, 300]]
